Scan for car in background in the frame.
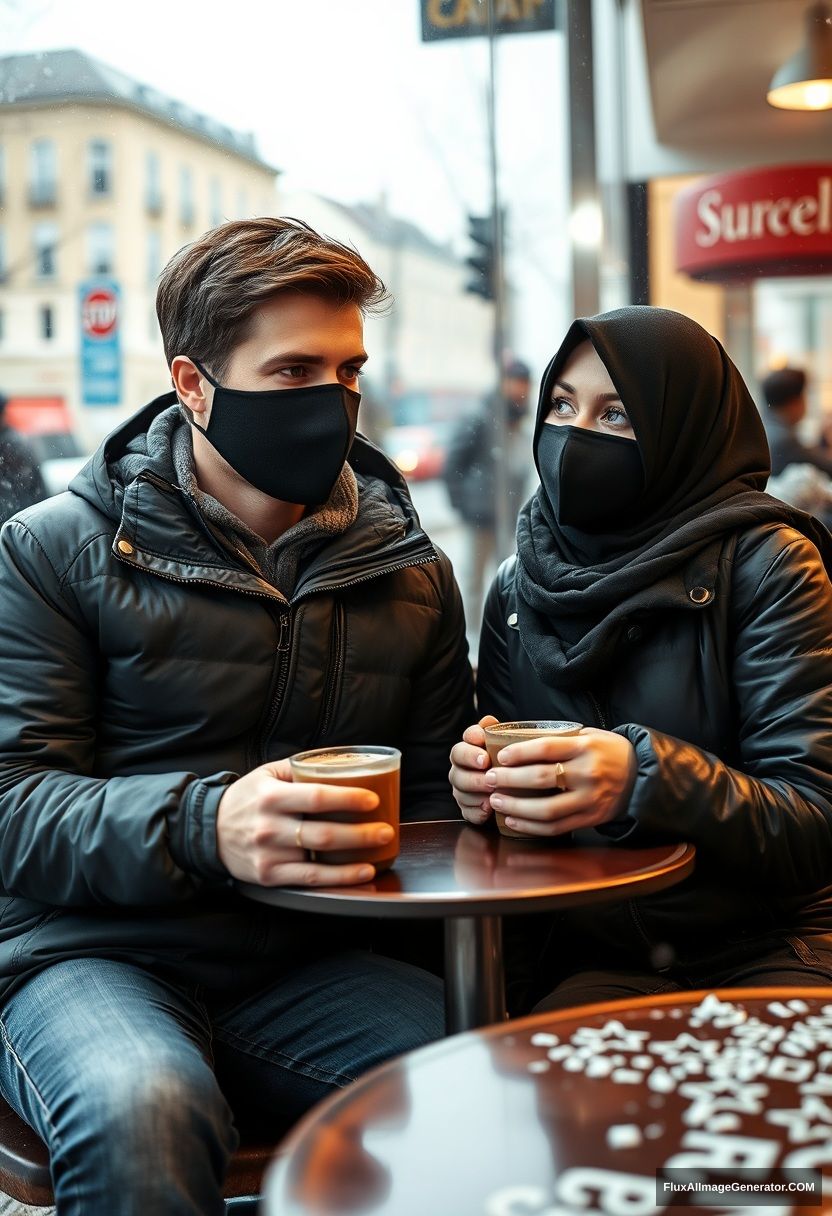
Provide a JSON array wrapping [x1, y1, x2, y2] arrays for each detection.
[[382, 422, 452, 482], [5, 396, 87, 497]]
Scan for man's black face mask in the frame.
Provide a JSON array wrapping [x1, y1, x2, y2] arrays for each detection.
[[190, 360, 360, 505]]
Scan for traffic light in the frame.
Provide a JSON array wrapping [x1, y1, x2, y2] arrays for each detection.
[[465, 212, 496, 300]]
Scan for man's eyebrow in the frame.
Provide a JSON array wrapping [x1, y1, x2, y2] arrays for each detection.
[[554, 378, 621, 402], [258, 352, 369, 372]]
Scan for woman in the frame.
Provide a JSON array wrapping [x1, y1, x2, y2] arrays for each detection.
[[450, 306, 832, 1011]]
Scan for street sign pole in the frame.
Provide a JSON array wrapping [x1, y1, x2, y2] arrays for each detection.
[[485, 0, 514, 566]]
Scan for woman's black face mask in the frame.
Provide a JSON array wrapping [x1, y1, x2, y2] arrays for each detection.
[[536, 423, 644, 532]]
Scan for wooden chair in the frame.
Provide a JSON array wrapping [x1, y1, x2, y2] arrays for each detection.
[[0, 1095, 273, 1212]]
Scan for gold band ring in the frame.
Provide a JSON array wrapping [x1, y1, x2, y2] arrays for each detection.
[[295, 820, 304, 850], [555, 762, 566, 791]]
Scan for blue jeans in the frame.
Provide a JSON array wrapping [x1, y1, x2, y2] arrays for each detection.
[[0, 951, 444, 1215]]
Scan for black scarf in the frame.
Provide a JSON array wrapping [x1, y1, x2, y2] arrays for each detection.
[[515, 306, 832, 691]]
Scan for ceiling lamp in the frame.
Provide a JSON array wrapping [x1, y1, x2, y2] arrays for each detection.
[[767, 1, 832, 111]]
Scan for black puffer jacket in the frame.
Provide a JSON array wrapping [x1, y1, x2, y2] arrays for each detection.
[[0, 395, 474, 1002], [478, 524, 832, 965]]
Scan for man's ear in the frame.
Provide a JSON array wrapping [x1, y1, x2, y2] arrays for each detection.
[[171, 355, 210, 418]]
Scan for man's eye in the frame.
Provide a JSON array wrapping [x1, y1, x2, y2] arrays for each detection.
[[280, 367, 307, 379], [344, 366, 365, 380]]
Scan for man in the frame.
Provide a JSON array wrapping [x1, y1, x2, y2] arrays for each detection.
[[0, 391, 47, 522], [0, 218, 473, 1215], [444, 359, 532, 624], [761, 366, 832, 478]]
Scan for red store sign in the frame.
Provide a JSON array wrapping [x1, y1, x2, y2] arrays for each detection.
[[674, 164, 832, 281]]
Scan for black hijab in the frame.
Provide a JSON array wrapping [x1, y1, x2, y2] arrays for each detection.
[[515, 305, 832, 691]]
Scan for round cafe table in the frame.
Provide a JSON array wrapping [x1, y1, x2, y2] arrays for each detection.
[[263, 987, 832, 1216], [239, 819, 695, 1034]]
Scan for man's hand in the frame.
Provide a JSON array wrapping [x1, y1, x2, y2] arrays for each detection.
[[217, 759, 394, 887]]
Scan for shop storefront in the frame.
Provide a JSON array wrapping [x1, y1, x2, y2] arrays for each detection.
[[648, 164, 832, 423]]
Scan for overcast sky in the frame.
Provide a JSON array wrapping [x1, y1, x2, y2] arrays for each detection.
[[2, 0, 570, 369]]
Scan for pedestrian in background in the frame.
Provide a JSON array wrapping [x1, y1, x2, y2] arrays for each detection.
[[443, 359, 532, 626], [0, 392, 47, 523], [761, 366, 832, 478]]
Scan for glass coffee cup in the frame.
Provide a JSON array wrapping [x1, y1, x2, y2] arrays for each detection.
[[289, 745, 401, 872], [482, 720, 583, 840]]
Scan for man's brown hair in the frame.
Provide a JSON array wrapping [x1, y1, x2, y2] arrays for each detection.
[[156, 216, 389, 380]]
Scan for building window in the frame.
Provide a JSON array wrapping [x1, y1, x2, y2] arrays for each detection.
[[179, 166, 194, 226], [146, 151, 162, 215], [146, 229, 161, 285], [88, 140, 112, 196], [86, 222, 114, 275], [29, 140, 56, 207], [33, 222, 57, 278], [40, 304, 54, 341], [209, 177, 222, 227]]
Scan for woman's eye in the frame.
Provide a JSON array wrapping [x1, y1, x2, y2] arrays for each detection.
[[602, 406, 631, 428], [343, 366, 365, 381], [548, 397, 575, 419], [279, 366, 307, 380]]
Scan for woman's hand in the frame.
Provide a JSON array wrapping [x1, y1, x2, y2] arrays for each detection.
[[484, 727, 637, 837], [449, 715, 500, 824]]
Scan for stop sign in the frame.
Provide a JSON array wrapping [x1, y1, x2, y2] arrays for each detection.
[[81, 286, 118, 339]]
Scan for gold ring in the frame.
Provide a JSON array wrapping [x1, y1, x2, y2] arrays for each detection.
[[555, 762, 566, 791], [295, 820, 304, 850]]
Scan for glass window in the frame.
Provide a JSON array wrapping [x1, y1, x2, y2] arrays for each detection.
[[86, 222, 114, 275], [39, 304, 54, 340], [88, 140, 112, 196], [146, 151, 162, 214], [179, 165, 194, 226], [146, 228, 161, 284], [209, 177, 222, 227], [33, 222, 57, 278], [29, 140, 56, 206]]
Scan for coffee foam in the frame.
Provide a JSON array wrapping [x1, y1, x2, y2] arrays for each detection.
[[296, 751, 395, 771]]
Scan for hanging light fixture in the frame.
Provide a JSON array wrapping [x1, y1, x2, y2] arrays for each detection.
[[767, 1, 832, 111]]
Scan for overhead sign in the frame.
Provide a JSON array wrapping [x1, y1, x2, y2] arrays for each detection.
[[674, 164, 832, 281], [79, 279, 121, 405], [420, 0, 556, 41]]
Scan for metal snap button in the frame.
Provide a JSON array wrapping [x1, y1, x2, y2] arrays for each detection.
[[117, 539, 134, 556], [626, 625, 642, 643], [507, 612, 519, 629], [689, 586, 711, 605]]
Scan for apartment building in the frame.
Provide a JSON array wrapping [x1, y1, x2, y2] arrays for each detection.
[[0, 49, 278, 451]]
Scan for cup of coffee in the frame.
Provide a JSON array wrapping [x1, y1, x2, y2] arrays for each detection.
[[482, 720, 583, 840], [289, 745, 401, 871]]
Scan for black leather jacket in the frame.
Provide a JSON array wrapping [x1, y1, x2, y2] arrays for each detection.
[[477, 524, 832, 966], [0, 395, 474, 1002]]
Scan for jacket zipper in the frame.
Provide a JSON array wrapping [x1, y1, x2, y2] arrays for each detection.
[[316, 601, 345, 740], [258, 554, 437, 755], [588, 691, 609, 730]]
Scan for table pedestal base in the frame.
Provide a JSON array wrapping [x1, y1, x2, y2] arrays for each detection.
[[444, 915, 506, 1034]]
